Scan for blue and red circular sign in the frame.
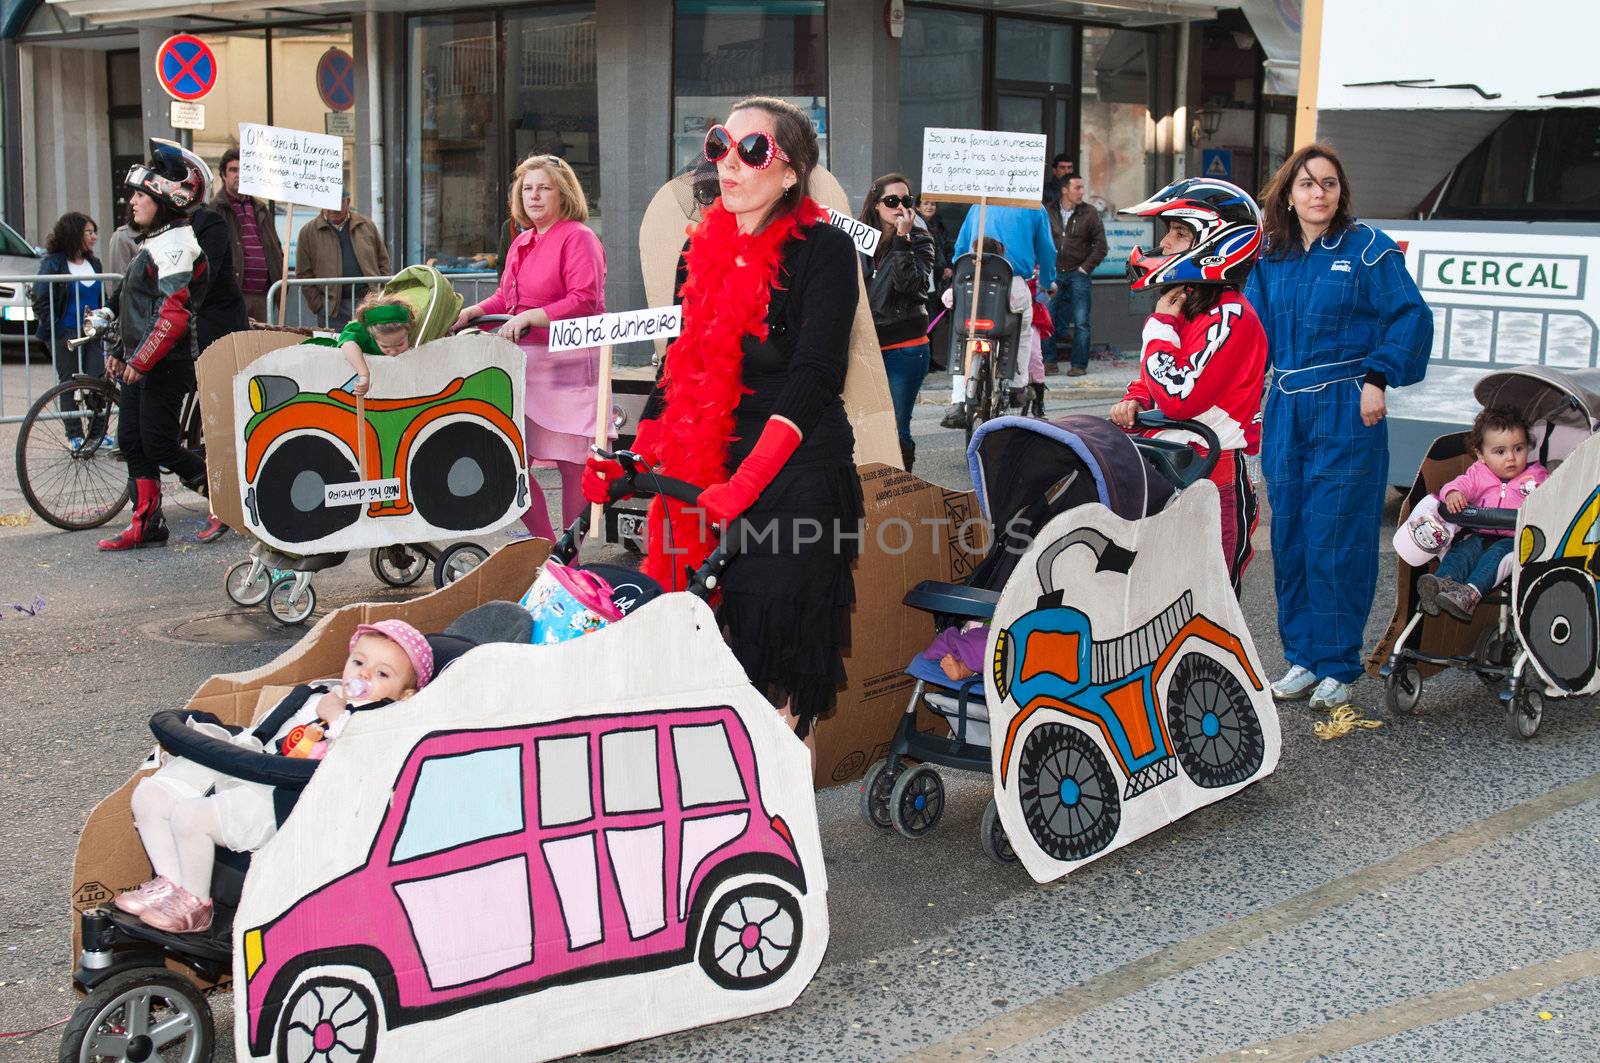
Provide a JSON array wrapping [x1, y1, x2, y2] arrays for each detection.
[[155, 34, 218, 103], [317, 48, 356, 112]]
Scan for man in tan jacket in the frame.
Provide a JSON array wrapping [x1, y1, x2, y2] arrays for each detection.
[[295, 195, 392, 328]]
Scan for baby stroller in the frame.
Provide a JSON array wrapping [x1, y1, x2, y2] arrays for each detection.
[[1377, 366, 1600, 738], [857, 409, 1223, 863], [945, 252, 1039, 439], [225, 267, 495, 625]]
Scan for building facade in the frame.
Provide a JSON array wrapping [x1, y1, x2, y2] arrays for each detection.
[[0, 0, 1300, 347]]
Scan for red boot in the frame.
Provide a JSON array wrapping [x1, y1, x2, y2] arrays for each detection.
[[98, 478, 169, 551]]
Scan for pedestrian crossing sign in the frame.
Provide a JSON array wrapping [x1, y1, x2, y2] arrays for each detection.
[[1202, 148, 1233, 179]]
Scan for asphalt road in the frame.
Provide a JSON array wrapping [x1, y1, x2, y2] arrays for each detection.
[[1, 375, 1596, 1061]]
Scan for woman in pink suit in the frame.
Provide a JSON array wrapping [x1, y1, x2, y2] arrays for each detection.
[[455, 154, 607, 539]]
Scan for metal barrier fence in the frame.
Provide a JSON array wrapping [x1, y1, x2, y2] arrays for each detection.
[[264, 273, 500, 331], [0, 271, 124, 425]]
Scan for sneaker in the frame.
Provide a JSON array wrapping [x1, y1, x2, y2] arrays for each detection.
[[1271, 664, 1318, 700], [99, 435, 116, 451], [939, 402, 968, 430], [113, 876, 176, 917], [1044, 362, 1061, 376], [1416, 573, 1443, 616], [139, 884, 213, 934], [195, 515, 228, 543], [1066, 365, 1088, 377], [1309, 677, 1352, 710], [68, 435, 85, 452], [1438, 582, 1482, 622]]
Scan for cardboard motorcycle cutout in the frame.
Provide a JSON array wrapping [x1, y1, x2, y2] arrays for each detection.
[[986, 483, 1282, 883], [233, 333, 530, 555]]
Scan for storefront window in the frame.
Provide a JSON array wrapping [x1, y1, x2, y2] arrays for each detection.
[[672, 0, 828, 177], [1080, 26, 1155, 276], [995, 17, 1074, 86], [898, 6, 983, 193], [408, 7, 599, 270]]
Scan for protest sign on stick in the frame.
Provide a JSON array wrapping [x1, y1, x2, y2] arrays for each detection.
[[238, 122, 345, 326]]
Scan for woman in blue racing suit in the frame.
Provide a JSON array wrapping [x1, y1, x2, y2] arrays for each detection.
[[1244, 143, 1432, 710]]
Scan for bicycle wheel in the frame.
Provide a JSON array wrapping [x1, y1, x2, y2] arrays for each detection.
[[15, 376, 130, 530], [964, 357, 994, 444]]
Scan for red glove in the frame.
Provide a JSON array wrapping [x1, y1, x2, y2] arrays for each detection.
[[581, 420, 664, 504], [698, 419, 802, 526]]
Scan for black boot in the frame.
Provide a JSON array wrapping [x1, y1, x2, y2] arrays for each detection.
[[900, 438, 916, 472]]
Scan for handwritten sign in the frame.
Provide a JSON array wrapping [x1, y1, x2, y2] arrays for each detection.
[[238, 122, 344, 210], [549, 305, 684, 353], [324, 479, 401, 508], [921, 127, 1048, 208], [827, 208, 881, 256]]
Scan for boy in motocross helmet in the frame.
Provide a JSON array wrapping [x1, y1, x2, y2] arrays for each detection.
[[1107, 178, 1268, 594], [99, 139, 214, 551]]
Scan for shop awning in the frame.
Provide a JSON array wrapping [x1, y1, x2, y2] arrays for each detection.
[[1237, 0, 1299, 97]]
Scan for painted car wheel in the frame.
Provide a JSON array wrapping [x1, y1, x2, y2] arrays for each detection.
[[697, 881, 803, 990], [254, 434, 360, 544], [275, 976, 378, 1063], [408, 422, 518, 531], [1016, 721, 1120, 862], [1166, 652, 1265, 788], [60, 967, 212, 1063], [1517, 566, 1596, 692]]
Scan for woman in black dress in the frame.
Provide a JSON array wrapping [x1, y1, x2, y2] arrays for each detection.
[[585, 95, 861, 746]]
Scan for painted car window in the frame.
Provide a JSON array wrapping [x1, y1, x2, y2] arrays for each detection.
[[392, 745, 525, 863], [671, 722, 747, 808], [600, 728, 662, 814], [536, 734, 593, 827]]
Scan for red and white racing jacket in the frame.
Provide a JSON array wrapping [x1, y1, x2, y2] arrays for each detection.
[[1121, 289, 1267, 461], [119, 223, 209, 373]]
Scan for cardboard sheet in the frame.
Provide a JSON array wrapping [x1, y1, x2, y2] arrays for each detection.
[[229, 334, 529, 554], [1513, 433, 1600, 697], [199, 330, 308, 535], [985, 484, 1282, 884], [637, 165, 901, 470]]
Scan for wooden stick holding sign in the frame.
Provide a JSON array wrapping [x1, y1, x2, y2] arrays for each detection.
[[549, 304, 684, 532], [355, 389, 367, 486], [962, 197, 988, 400], [236, 122, 345, 327], [278, 203, 294, 327]]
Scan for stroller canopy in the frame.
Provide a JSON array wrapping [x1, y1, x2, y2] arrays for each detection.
[[1474, 366, 1600, 431], [965, 415, 1176, 592], [384, 265, 465, 347]]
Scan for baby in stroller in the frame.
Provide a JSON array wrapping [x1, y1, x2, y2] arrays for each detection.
[[316, 293, 419, 397], [1417, 405, 1548, 620], [113, 620, 432, 933]]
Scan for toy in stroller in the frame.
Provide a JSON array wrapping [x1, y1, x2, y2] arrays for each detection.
[[64, 459, 795, 1063], [220, 271, 514, 625], [857, 409, 1228, 863], [945, 251, 1040, 439], [1376, 365, 1600, 739]]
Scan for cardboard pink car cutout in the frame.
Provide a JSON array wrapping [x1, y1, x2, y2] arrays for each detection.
[[228, 594, 829, 1063], [243, 707, 806, 1057]]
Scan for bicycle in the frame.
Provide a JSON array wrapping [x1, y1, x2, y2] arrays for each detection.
[[14, 309, 203, 530]]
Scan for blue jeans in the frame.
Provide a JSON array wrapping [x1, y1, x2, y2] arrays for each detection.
[[1437, 533, 1514, 594], [1043, 271, 1093, 368], [881, 342, 929, 447]]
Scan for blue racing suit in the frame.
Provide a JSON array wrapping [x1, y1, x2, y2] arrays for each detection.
[[1243, 223, 1433, 682], [953, 204, 1057, 293]]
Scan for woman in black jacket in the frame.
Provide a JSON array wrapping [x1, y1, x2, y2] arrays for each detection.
[[859, 173, 935, 470], [31, 212, 105, 442]]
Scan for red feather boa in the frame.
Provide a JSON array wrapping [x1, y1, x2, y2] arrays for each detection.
[[644, 197, 828, 590]]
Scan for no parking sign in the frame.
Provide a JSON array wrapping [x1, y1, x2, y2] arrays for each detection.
[[316, 48, 356, 112], [155, 34, 218, 103]]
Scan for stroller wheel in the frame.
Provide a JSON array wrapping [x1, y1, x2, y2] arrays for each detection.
[[434, 542, 489, 589], [266, 575, 317, 626], [224, 558, 272, 607], [889, 765, 945, 839], [1505, 688, 1543, 740], [60, 966, 214, 1063], [370, 544, 428, 587], [1473, 626, 1514, 689], [979, 798, 1018, 865], [1383, 663, 1426, 717], [858, 759, 896, 831]]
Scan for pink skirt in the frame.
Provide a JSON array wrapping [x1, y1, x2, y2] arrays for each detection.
[[521, 340, 613, 465]]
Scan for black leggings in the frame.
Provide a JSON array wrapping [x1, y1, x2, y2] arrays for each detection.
[[118, 357, 206, 486]]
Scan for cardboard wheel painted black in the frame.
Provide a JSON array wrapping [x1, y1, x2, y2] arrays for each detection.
[[407, 421, 519, 531], [1516, 565, 1597, 692], [697, 881, 803, 991], [275, 976, 378, 1063], [1165, 653, 1266, 787], [255, 434, 360, 544], [1017, 721, 1120, 862]]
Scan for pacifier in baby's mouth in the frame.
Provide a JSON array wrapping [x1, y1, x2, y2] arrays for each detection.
[[343, 678, 371, 699]]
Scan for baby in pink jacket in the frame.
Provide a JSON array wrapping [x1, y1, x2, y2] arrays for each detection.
[[1418, 406, 1549, 621]]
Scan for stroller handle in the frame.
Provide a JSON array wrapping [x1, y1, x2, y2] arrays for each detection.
[[1453, 506, 1518, 532], [1131, 409, 1222, 483]]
